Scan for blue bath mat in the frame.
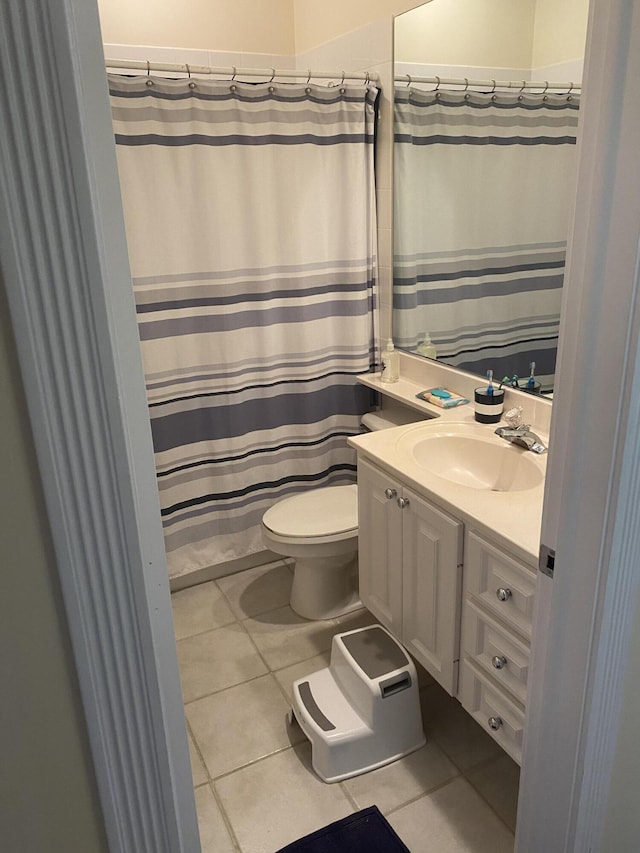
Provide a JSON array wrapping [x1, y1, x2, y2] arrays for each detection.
[[275, 805, 410, 852]]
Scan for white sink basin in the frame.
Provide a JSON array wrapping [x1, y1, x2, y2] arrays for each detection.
[[395, 423, 545, 493]]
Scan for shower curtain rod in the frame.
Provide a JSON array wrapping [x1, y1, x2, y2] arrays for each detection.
[[106, 58, 379, 84], [395, 73, 581, 92]]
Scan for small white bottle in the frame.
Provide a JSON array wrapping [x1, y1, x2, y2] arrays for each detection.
[[416, 332, 437, 359], [380, 339, 399, 383]]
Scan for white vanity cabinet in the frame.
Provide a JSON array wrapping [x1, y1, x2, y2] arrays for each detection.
[[357, 456, 463, 695], [458, 531, 536, 764]]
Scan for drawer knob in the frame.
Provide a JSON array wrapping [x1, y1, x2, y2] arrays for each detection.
[[488, 715, 503, 731], [496, 587, 512, 602], [384, 488, 397, 500], [492, 655, 507, 670], [397, 497, 410, 509]]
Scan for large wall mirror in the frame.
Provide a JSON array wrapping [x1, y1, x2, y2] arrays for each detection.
[[392, 0, 589, 393]]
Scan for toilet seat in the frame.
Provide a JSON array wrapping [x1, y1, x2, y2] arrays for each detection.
[[262, 484, 358, 542]]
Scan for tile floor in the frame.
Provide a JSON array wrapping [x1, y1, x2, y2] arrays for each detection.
[[172, 560, 519, 853]]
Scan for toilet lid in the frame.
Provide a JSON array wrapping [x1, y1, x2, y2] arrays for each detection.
[[262, 484, 358, 538]]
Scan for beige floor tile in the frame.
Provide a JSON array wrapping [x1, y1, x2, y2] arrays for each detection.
[[194, 784, 236, 853], [387, 777, 514, 853], [187, 674, 304, 778], [466, 754, 521, 832], [243, 605, 338, 670], [217, 561, 293, 620], [171, 580, 236, 640], [215, 743, 354, 853], [273, 650, 332, 703], [421, 683, 503, 771], [341, 740, 459, 814], [412, 656, 436, 689], [188, 731, 208, 787], [331, 606, 378, 633], [177, 623, 268, 703]]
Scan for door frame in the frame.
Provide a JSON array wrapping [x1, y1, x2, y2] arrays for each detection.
[[0, 2, 199, 850], [517, 1, 640, 849]]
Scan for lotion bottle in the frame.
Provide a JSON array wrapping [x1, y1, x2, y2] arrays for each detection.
[[380, 339, 399, 383]]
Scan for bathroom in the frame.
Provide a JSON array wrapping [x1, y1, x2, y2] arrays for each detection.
[[1, 0, 640, 848]]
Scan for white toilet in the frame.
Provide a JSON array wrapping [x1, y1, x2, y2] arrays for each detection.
[[261, 407, 427, 620]]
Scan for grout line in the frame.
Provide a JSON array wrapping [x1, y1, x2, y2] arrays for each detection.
[[185, 717, 212, 783], [384, 775, 464, 818], [338, 781, 360, 812], [211, 741, 306, 785], [207, 779, 243, 853], [184, 669, 275, 707]]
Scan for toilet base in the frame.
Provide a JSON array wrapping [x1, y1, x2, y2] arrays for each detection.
[[290, 553, 362, 621]]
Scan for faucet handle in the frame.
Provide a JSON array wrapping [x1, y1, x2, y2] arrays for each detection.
[[504, 406, 524, 428]]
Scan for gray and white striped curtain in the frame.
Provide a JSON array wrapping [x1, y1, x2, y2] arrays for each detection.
[[109, 75, 378, 578], [393, 87, 580, 390]]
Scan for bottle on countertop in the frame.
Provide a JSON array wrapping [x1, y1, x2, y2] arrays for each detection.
[[380, 338, 399, 383]]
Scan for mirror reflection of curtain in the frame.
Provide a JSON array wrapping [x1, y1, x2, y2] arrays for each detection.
[[393, 88, 580, 391], [109, 75, 379, 577]]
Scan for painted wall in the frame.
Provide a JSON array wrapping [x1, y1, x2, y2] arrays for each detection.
[[293, 0, 421, 55], [394, 0, 536, 69], [533, 0, 590, 70], [97, 0, 295, 54], [0, 276, 108, 852], [97, 0, 590, 68]]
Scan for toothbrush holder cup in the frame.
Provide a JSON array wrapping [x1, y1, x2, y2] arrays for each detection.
[[474, 387, 505, 424]]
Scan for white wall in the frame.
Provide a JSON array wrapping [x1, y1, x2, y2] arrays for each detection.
[[97, 0, 295, 54], [293, 0, 425, 55], [394, 0, 536, 69], [533, 0, 589, 71]]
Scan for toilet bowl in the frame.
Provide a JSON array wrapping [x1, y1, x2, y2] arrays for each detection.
[[261, 406, 429, 621], [262, 484, 360, 620]]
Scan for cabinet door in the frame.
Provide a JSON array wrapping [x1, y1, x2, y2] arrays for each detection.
[[357, 457, 403, 634], [401, 487, 463, 695]]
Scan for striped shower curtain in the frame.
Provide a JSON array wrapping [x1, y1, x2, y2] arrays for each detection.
[[393, 87, 580, 391], [109, 75, 378, 577]]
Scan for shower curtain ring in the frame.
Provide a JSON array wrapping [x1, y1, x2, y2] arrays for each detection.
[[186, 64, 191, 78], [270, 68, 276, 83], [491, 79, 496, 93], [567, 82, 574, 101], [146, 59, 150, 76], [231, 66, 237, 81], [434, 75, 440, 91], [307, 69, 312, 85], [405, 74, 412, 88]]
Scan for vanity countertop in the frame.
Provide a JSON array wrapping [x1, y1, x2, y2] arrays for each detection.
[[351, 373, 548, 566]]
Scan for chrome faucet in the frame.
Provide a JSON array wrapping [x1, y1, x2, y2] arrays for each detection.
[[495, 424, 547, 454]]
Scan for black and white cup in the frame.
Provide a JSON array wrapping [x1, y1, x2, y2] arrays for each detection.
[[474, 387, 505, 424]]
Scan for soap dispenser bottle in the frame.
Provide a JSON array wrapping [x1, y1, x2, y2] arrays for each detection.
[[416, 332, 437, 359], [380, 339, 399, 383]]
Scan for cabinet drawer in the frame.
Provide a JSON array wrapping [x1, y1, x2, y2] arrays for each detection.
[[459, 661, 525, 765], [465, 531, 536, 640], [463, 600, 530, 705]]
